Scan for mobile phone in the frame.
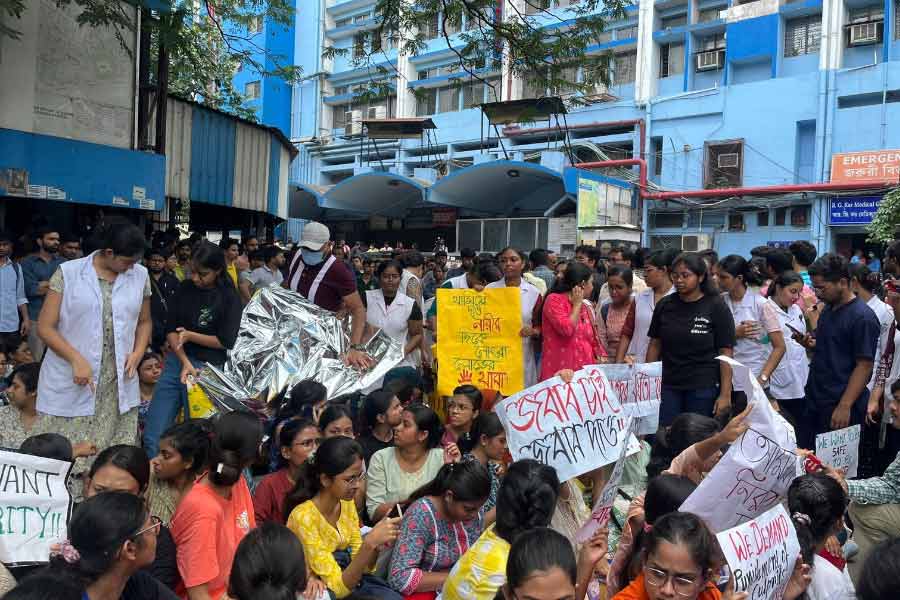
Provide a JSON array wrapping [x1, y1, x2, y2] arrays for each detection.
[[785, 322, 803, 336], [391, 503, 403, 519]]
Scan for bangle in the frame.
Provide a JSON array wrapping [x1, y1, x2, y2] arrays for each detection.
[[350, 343, 366, 351]]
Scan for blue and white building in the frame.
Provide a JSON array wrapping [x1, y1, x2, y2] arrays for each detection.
[[245, 0, 900, 256]]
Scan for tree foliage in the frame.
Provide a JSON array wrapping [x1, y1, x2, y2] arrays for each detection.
[[330, 0, 629, 104], [867, 186, 900, 243]]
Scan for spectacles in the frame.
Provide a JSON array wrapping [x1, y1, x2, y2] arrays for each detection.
[[132, 516, 162, 539], [344, 472, 367, 486], [644, 566, 699, 596], [293, 438, 321, 449], [447, 402, 473, 412]]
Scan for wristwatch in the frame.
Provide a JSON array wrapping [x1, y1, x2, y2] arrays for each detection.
[[759, 373, 769, 385], [350, 343, 366, 352]]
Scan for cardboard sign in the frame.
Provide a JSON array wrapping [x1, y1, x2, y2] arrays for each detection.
[[495, 365, 635, 482], [816, 425, 861, 478], [0, 449, 73, 565], [435, 287, 524, 397], [680, 357, 799, 533], [717, 504, 801, 600], [594, 362, 662, 436]]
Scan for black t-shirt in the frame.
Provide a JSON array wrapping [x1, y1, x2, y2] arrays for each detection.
[[144, 525, 179, 591], [122, 570, 181, 600], [648, 293, 736, 389], [358, 433, 392, 465], [165, 281, 242, 366]]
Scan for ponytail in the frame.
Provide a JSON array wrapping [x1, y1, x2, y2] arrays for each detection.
[[787, 473, 848, 565], [458, 412, 504, 455], [208, 412, 263, 487], [407, 460, 491, 505]]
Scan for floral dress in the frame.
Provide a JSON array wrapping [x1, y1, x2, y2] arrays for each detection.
[[45, 269, 149, 478], [388, 497, 483, 595]]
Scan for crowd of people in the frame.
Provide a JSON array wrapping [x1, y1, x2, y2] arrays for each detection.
[[2, 219, 900, 600]]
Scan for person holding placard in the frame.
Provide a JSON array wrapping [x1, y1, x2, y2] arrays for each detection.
[[486, 248, 543, 388], [539, 262, 605, 381], [646, 253, 736, 425], [764, 272, 810, 425], [616, 249, 677, 364], [787, 473, 853, 600], [717, 255, 786, 412]]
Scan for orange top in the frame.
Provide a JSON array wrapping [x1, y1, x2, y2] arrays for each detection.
[[612, 573, 722, 600]]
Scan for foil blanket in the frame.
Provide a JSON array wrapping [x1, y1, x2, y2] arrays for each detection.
[[197, 284, 404, 415]]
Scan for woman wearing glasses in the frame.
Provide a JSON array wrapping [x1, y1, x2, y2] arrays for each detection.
[[285, 436, 401, 599], [83, 444, 179, 592], [169, 412, 262, 600], [253, 418, 321, 524], [46, 491, 175, 600]]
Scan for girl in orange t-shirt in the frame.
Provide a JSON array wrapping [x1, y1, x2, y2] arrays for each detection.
[[170, 412, 262, 600]]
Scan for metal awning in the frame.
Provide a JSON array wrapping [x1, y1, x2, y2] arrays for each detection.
[[289, 183, 330, 219], [428, 160, 567, 215], [322, 172, 429, 218]]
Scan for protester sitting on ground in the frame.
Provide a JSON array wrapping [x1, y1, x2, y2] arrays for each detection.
[[143, 242, 243, 457], [788, 473, 852, 600], [442, 459, 559, 600], [610, 512, 723, 600], [607, 474, 698, 597], [284, 437, 401, 599], [253, 418, 320, 525], [41, 492, 177, 600], [0, 362, 49, 449], [3, 333, 34, 367], [20, 432, 74, 462], [596, 265, 635, 362], [367, 403, 453, 523], [137, 352, 162, 436], [169, 412, 262, 600], [82, 444, 179, 591], [319, 404, 356, 439], [458, 412, 506, 524], [3, 570, 81, 600], [502, 527, 610, 600], [856, 537, 900, 600], [278, 379, 329, 425], [146, 419, 210, 525], [357, 389, 403, 466], [441, 385, 481, 449], [387, 460, 491, 597], [228, 522, 326, 600]]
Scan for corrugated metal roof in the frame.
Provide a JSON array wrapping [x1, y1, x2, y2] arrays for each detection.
[[189, 107, 236, 206], [233, 122, 270, 213]]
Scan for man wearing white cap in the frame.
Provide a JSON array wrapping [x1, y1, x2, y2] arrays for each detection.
[[285, 222, 372, 369]]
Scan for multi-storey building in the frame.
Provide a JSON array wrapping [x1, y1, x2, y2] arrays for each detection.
[[248, 0, 900, 256]]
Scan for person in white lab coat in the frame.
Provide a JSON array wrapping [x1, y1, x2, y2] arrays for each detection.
[[764, 271, 810, 425]]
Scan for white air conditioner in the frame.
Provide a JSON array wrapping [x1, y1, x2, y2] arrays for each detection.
[[849, 22, 881, 46], [345, 110, 363, 136], [696, 49, 724, 71], [682, 233, 712, 252], [367, 105, 387, 119], [717, 153, 740, 168]]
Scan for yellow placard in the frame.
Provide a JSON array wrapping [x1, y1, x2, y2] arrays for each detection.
[[436, 287, 523, 397]]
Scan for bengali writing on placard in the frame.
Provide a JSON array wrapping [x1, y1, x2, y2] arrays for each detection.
[[495, 365, 637, 482], [595, 362, 662, 435], [435, 287, 524, 397]]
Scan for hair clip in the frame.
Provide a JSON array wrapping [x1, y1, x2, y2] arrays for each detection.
[[642, 522, 653, 533], [51, 540, 81, 564], [792, 512, 811, 526], [216, 463, 225, 474]]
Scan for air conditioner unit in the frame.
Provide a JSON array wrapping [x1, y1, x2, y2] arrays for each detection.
[[345, 110, 363, 136], [717, 153, 740, 168], [367, 105, 387, 119], [696, 49, 724, 71], [849, 22, 881, 46], [682, 233, 712, 252]]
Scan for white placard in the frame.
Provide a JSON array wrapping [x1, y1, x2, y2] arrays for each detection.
[[494, 365, 635, 482], [595, 362, 662, 435], [680, 357, 799, 533], [816, 424, 861, 478], [716, 503, 801, 600], [0, 449, 72, 565]]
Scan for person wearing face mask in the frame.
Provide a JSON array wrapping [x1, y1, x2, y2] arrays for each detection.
[[285, 222, 372, 371], [37, 224, 152, 479], [145, 248, 180, 353]]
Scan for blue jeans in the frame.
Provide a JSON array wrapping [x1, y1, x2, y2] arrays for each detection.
[[142, 352, 204, 457], [659, 385, 720, 427]]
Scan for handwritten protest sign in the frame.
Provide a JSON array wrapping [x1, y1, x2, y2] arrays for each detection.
[[576, 416, 637, 543], [716, 504, 801, 600], [681, 357, 799, 533], [435, 287, 523, 397], [816, 425, 861, 478], [495, 365, 636, 482], [0, 449, 72, 565], [594, 362, 662, 435]]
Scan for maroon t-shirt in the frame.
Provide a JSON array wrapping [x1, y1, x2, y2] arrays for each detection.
[[286, 254, 356, 312], [252, 468, 293, 524]]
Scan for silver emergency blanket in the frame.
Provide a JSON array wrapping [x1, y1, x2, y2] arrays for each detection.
[[197, 284, 404, 415]]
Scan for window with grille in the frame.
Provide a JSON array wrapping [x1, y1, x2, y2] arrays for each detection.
[[521, 76, 546, 99], [785, 15, 821, 57], [652, 213, 684, 228], [704, 139, 743, 188], [333, 105, 348, 129], [437, 85, 460, 113], [758, 210, 769, 226], [582, 56, 609, 88], [697, 7, 723, 23], [791, 205, 810, 227], [551, 64, 580, 94], [354, 13, 370, 23], [660, 14, 687, 29], [614, 51, 637, 84], [416, 89, 437, 116], [849, 5, 884, 23], [699, 33, 725, 51], [660, 43, 685, 77], [332, 86, 349, 96], [597, 30, 613, 43], [248, 16, 263, 34], [463, 81, 485, 108], [335, 17, 352, 27], [775, 207, 787, 225], [617, 25, 638, 39], [244, 81, 261, 99], [353, 33, 366, 59], [523, 0, 552, 15]]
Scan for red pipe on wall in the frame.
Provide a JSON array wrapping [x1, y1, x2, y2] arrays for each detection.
[[575, 159, 892, 200]]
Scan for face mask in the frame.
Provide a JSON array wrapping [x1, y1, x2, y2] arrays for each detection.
[[301, 248, 324, 266]]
